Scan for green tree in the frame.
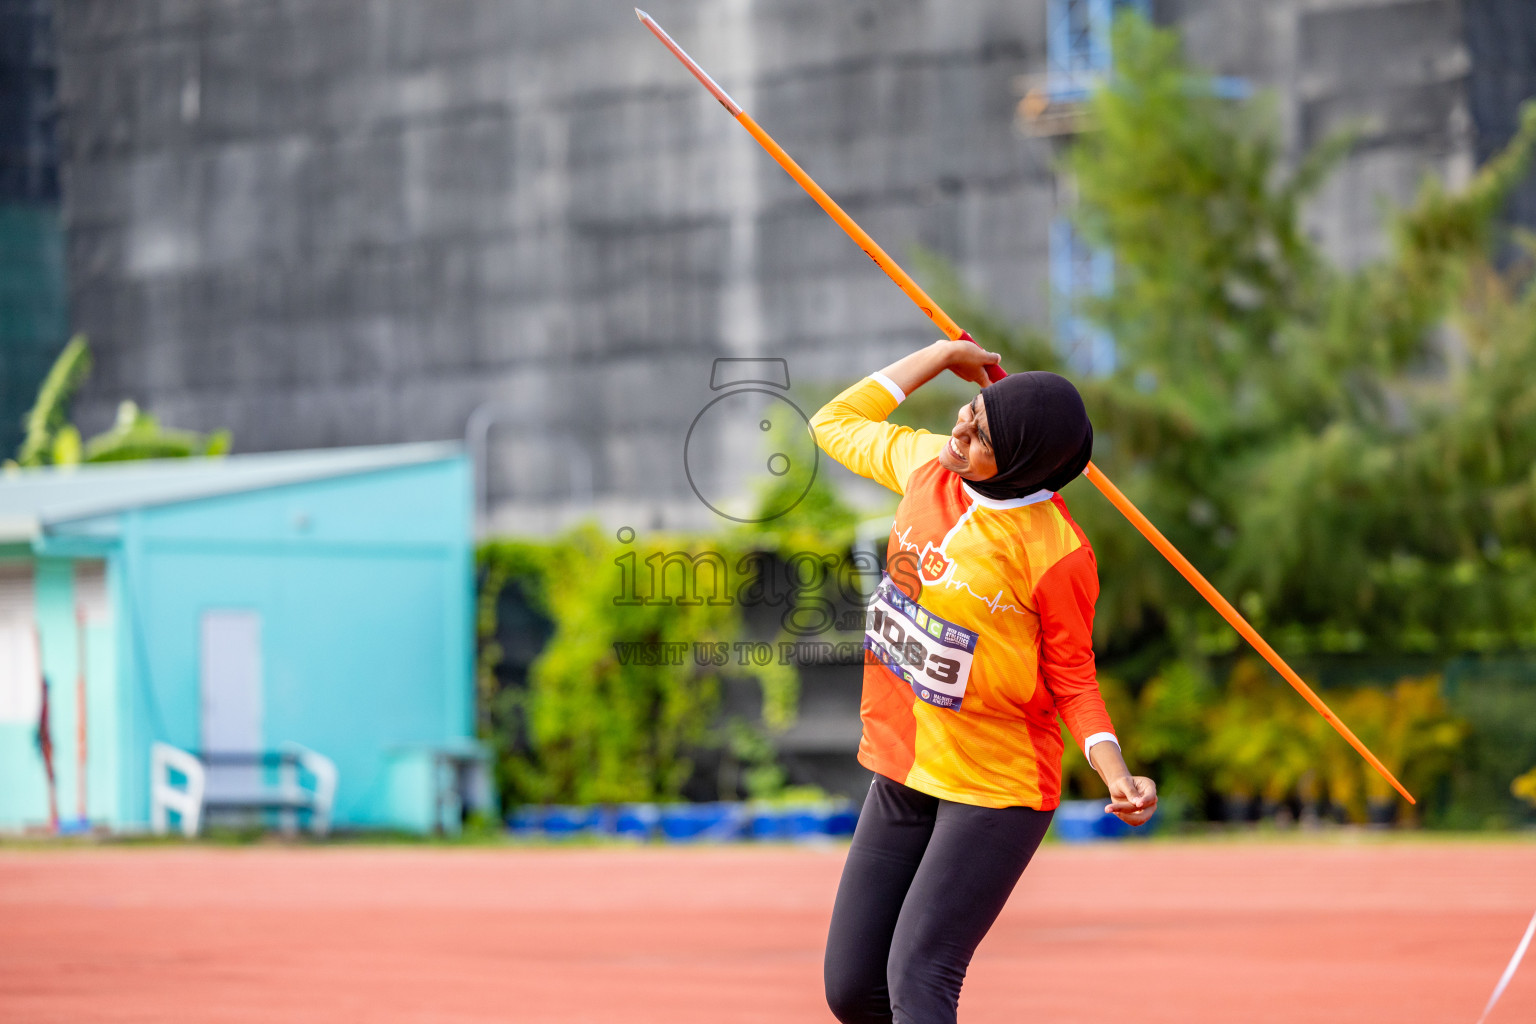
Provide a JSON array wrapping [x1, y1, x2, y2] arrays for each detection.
[[939, 13, 1536, 665], [477, 467, 860, 807], [911, 13, 1531, 818], [8, 335, 230, 468]]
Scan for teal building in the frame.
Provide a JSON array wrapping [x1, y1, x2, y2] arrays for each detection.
[[0, 443, 476, 834]]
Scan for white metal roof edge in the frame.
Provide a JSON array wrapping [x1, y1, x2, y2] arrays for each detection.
[[0, 441, 465, 533], [0, 515, 40, 544]]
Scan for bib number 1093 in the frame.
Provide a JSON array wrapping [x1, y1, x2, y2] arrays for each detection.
[[863, 574, 978, 711]]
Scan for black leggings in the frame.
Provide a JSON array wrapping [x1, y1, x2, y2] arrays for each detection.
[[824, 773, 1054, 1024]]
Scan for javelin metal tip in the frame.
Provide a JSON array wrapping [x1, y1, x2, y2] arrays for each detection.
[[634, 8, 744, 116]]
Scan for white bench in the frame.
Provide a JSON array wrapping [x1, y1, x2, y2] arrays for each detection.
[[150, 742, 337, 837]]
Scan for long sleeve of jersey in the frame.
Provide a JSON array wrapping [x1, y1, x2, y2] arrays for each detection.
[[809, 375, 947, 495], [1032, 543, 1117, 755]]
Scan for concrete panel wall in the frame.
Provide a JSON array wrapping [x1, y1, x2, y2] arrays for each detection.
[[1465, 0, 1536, 233], [1168, 0, 1475, 269], [0, 0, 67, 458], [54, 0, 1057, 531], [53, 0, 1499, 531]]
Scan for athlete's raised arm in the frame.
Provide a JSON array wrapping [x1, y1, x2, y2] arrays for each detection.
[[808, 341, 1001, 495]]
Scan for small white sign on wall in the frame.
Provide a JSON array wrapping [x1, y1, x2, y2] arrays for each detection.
[[0, 568, 39, 725]]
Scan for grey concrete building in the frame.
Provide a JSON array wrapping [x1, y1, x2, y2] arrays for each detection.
[[49, 0, 1532, 534]]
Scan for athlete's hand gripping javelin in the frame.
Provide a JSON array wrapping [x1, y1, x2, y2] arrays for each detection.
[[877, 338, 1001, 393]]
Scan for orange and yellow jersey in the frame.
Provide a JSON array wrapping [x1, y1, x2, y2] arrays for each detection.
[[810, 373, 1117, 810]]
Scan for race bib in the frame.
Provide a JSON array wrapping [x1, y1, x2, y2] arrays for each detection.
[[863, 573, 979, 711]]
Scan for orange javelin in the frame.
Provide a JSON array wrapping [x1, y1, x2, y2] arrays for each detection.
[[637, 9, 1414, 805]]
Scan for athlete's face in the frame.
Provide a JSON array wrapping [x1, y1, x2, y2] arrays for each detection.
[[937, 395, 998, 480]]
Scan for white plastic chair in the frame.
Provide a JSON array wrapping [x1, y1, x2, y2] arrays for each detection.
[[150, 742, 207, 837], [151, 741, 337, 838], [279, 742, 338, 837]]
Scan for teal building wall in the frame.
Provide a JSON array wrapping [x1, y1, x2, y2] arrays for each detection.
[[0, 554, 112, 829], [1, 453, 473, 832]]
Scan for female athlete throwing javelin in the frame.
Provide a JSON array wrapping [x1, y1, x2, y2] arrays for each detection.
[[811, 339, 1157, 1024]]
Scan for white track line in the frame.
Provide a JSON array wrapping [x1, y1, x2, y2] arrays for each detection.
[[1476, 906, 1536, 1024]]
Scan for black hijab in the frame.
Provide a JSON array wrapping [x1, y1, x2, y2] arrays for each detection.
[[969, 371, 1093, 500]]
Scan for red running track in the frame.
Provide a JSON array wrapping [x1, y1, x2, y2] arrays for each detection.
[[1, 839, 1533, 1023]]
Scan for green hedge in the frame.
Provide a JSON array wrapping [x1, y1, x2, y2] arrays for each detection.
[[477, 469, 860, 807], [476, 526, 1531, 825], [1057, 660, 1494, 826]]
